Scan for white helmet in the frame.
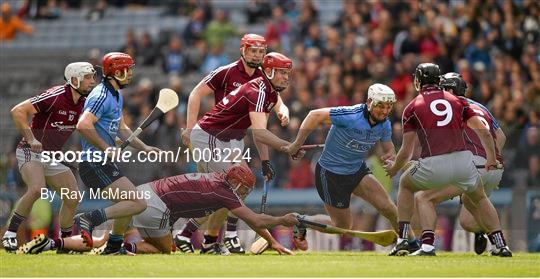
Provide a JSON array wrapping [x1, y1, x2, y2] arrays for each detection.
[[367, 83, 396, 105], [64, 62, 96, 89]]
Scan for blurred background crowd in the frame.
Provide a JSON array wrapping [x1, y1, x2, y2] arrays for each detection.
[[1, 0, 539, 250]]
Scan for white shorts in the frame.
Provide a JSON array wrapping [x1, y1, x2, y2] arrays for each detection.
[[190, 124, 244, 173], [408, 150, 479, 192], [16, 147, 70, 177], [472, 155, 503, 196], [131, 183, 170, 238]]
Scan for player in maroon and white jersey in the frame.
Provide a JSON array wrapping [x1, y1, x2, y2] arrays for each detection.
[[177, 34, 290, 253], [176, 52, 301, 254], [19, 165, 298, 255], [384, 63, 511, 256], [3, 62, 96, 253], [181, 34, 290, 147], [410, 72, 509, 256]]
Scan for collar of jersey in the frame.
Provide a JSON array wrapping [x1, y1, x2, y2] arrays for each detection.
[[103, 78, 120, 98]]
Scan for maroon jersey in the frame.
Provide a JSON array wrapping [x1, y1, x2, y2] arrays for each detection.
[[463, 102, 504, 163], [402, 85, 477, 158], [198, 76, 278, 141], [151, 172, 244, 222], [18, 84, 85, 151], [203, 59, 264, 104]]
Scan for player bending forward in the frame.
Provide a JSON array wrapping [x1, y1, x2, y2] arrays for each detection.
[[282, 84, 418, 251], [19, 165, 298, 255]]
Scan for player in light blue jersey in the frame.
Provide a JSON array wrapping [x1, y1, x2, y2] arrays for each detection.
[[75, 52, 160, 255], [283, 84, 410, 250]]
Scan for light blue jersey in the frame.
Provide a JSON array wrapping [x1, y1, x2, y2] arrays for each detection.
[[318, 104, 392, 175], [467, 98, 500, 129], [81, 80, 123, 161]]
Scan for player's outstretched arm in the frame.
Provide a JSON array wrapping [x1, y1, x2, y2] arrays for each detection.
[[232, 206, 298, 255], [11, 99, 41, 152], [77, 111, 111, 152], [182, 81, 214, 145], [384, 131, 416, 177], [467, 116, 498, 169], [249, 111, 291, 150], [282, 108, 332, 155], [274, 95, 290, 127]]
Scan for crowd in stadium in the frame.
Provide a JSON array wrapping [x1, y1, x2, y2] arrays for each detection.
[[2, 0, 539, 190]]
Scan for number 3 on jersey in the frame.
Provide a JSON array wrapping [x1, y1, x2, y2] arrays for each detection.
[[430, 99, 453, 126], [222, 87, 240, 105]]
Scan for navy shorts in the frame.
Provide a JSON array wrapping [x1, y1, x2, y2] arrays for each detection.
[[79, 161, 124, 189], [315, 162, 372, 209]]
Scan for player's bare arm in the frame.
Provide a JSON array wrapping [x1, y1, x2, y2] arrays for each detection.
[[283, 108, 332, 155], [252, 124, 270, 161], [182, 81, 214, 145], [384, 131, 416, 177], [380, 141, 397, 162], [118, 117, 160, 152], [467, 116, 498, 169], [11, 100, 41, 153], [274, 95, 289, 126], [231, 206, 298, 255], [495, 127, 506, 151], [77, 111, 111, 152], [249, 111, 291, 150]]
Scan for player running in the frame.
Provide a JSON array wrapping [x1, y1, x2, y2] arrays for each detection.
[[411, 72, 508, 255], [3, 62, 96, 253], [177, 34, 290, 254], [74, 52, 160, 255], [282, 84, 413, 251], [384, 63, 511, 256], [175, 52, 299, 254], [18, 165, 298, 255]]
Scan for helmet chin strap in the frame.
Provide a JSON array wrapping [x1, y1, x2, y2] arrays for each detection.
[[241, 49, 261, 69], [109, 69, 129, 89]]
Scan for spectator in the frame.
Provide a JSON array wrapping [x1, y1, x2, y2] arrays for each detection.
[[0, 3, 34, 41], [137, 32, 157, 66], [119, 28, 138, 59], [201, 43, 229, 75], [203, 9, 237, 49], [528, 155, 540, 187], [183, 7, 206, 46], [265, 6, 291, 52], [283, 158, 314, 189], [513, 127, 539, 169], [161, 36, 187, 75], [246, 0, 272, 24]]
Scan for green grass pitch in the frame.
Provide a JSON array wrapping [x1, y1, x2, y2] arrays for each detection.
[[1, 251, 539, 277]]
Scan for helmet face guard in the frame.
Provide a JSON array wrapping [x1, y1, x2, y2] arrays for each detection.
[[225, 165, 256, 194], [64, 62, 96, 90], [368, 83, 397, 107], [440, 72, 468, 96], [102, 52, 135, 84], [240, 34, 267, 68], [262, 52, 293, 91]]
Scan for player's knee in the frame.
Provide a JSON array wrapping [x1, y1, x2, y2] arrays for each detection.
[[134, 198, 147, 214], [25, 186, 44, 201], [414, 192, 432, 207]]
